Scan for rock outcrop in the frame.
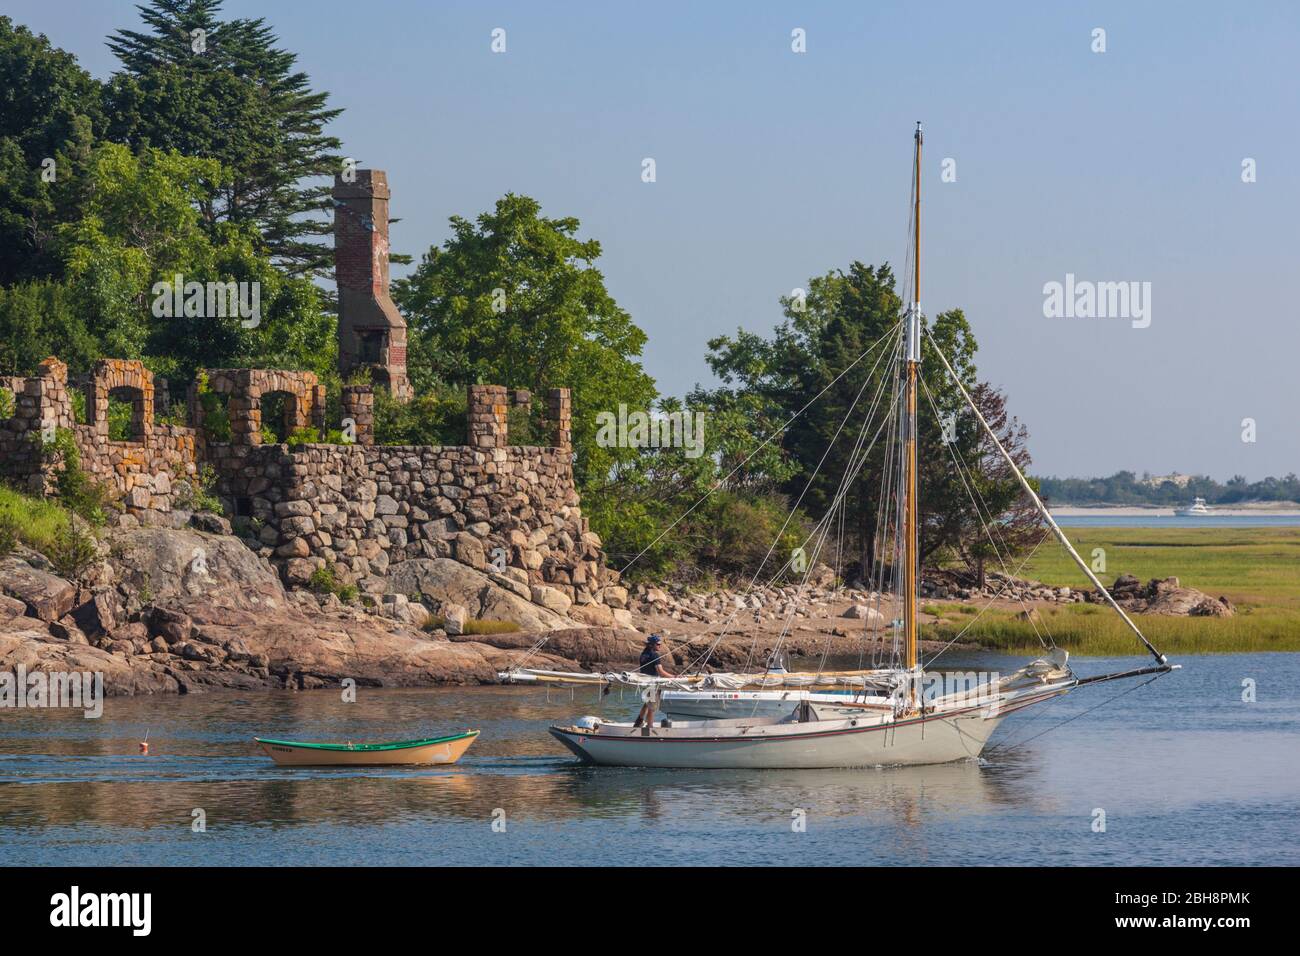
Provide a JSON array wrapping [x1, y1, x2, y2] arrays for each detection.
[[0, 526, 610, 697], [1091, 574, 1235, 617]]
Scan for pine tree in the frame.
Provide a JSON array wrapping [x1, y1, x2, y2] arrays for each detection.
[[104, 0, 342, 280]]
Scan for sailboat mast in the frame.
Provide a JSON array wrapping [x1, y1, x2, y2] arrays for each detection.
[[903, 122, 922, 695]]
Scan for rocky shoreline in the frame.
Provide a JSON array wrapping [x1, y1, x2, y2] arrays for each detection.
[[0, 523, 1233, 697]]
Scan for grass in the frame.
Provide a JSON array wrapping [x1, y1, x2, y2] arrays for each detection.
[[927, 526, 1300, 655], [0, 484, 72, 556]]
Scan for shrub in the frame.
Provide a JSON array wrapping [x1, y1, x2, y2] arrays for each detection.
[[307, 564, 357, 602], [41, 428, 112, 526], [195, 372, 231, 442], [373, 383, 466, 445], [0, 388, 13, 421], [173, 465, 223, 514], [47, 517, 99, 581]]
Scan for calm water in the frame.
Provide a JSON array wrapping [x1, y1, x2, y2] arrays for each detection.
[[1, 651, 1297, 866], [1052, 514, 1300, 528]]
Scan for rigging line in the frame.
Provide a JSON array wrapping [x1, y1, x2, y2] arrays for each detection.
[[738, 351, 902, 682], [864, 333, 903, 667], [644, 351, 895, 681], [682, 322, 905, 678], [985, 672, 1166, 758], [916, 371, 1055, 651], [736, 344, 904, 688], [922, 526, 1054, 668], [921, 326, 1169, 666], [874, 375, 903, 669], [617, 319, 905, 577], [917, 374, 1053, 650]]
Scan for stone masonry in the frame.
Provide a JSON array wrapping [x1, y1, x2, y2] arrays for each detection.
[[334, 169, 412, 400], [0, 358, 198, 510], [208, 383, 615, 610]]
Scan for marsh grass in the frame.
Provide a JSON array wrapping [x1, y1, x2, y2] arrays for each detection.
[[928, 526, 1300, 654], [423, 616, 520, 635]]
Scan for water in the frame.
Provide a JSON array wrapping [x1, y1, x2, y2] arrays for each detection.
[[2, 651, 1296, 866], [1053, 514, 1300, 528]]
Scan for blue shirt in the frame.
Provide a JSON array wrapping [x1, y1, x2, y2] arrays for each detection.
[[639, 647, 663, 676]]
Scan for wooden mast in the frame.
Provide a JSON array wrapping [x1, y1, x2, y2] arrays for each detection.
[[903, 122, 922, 704]]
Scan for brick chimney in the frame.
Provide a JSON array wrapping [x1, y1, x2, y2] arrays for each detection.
[[334, 169, 412, 401]]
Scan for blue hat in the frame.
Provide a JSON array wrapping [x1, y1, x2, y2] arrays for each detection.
[[647, 634, 662, 644]]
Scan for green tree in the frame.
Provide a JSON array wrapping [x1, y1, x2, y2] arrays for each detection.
[[56, 142, 333, 381], [393, 193, 657, 485], [104, 0, 342, 279], [700, 262, 1038, 582], [0, 16, 102, 285]]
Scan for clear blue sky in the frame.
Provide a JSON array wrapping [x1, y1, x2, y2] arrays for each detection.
[[8, 0, 1299, 479]]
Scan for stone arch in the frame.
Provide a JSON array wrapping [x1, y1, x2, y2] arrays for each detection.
[[87, 359, 153, 442], [194, 368, 323, 445]]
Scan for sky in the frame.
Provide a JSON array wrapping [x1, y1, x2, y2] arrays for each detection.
[[6, 0, 1299, 480]]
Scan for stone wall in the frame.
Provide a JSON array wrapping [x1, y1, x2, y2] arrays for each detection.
[[0, 357, 199, 512], [2, 358, 611, 612], [208, 383, 613, 608]]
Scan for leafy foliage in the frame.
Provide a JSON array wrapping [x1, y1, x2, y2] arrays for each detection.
[[696, 262, 1039, 582], [47, 514, 99, 581], [41, 427, 112, 526], [393, 194, 656, 483], [0, 16, 102, 286], [104, 0, 342, 280]]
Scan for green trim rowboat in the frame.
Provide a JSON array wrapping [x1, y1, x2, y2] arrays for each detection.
[[254, 730, 479, 766]]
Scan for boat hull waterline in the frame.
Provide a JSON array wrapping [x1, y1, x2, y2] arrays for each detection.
[[549, 688, 1067, 769], [254, 731, 479, 766]]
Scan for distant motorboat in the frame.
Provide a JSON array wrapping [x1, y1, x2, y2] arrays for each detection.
[[1174, 497, 1212, 517]]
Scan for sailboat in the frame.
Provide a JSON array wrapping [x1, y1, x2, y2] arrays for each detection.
[[513, 124, 1177, 769]]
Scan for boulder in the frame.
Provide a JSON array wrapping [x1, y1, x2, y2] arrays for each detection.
[[442, 602, 467, 636], [386, 558, 573, 631], [0, 556, 77, 622], [531, 584, 573, 614], [841, 603, 884, 623]]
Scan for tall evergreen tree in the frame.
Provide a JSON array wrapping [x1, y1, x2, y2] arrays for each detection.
[[104, 0, 342, 279]]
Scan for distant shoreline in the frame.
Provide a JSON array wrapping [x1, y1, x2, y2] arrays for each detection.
[[1050, 505, 1300, 517]]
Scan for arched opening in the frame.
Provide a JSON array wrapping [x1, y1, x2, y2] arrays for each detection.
[[260, 390, 299, 444], [107, 386, 146, 441]]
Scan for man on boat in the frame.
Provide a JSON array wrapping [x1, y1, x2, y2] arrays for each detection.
[[633, 634, 675, 729]]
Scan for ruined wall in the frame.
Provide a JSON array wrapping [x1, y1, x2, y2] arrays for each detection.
[[209, 384, 615, 607], [0, 358, 199, 512], [2, 358, 612, 610]]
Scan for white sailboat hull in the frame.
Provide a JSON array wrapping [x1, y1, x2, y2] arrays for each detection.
[[551, 706, 1007, 769], [660, 690, 892, 721]]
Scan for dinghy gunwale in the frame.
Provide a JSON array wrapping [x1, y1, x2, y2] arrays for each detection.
[[253, 730, 478, 752]]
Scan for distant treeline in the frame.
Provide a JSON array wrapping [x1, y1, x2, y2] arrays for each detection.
[[1038, 471, 1300, 505]]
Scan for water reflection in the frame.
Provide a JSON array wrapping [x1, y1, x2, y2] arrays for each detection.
[[1, 652, 1297, 865]]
